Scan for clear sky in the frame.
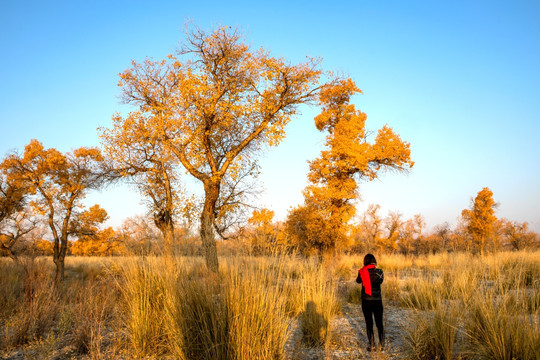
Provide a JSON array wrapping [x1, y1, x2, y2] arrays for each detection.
[[1, 0, 539, 232]]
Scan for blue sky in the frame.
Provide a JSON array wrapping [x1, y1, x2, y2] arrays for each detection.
[[1, 0, 539, 231]]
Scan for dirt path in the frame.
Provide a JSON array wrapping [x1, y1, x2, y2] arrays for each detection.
[[285, 303, 411, 360]]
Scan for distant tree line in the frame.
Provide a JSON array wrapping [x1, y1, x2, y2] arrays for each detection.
[[234, 187, 539, 257]]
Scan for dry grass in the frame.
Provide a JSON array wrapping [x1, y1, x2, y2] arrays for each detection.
[[117, 256, 295, 359], [464, 293, 540, 360], [381, 251, 540, 360], [403, 304, 460, 360], [0, 251, 538, 359], [297, 266, 340, 347], [68, 281, 117, 357], [1, 258, 58, 349]]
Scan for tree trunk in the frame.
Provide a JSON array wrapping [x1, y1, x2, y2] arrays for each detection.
[[54, 235, 69, 284], [52, 236, 64, 284], [317, 248, 325, 267], [53, 249, 63, 285], [0, 239, 18, 261], [47, 205, 64, 284], [161, 166, 175, 255], [165, 222, 175, 254], [480, 235, 485, 256], [200, 181, 220, 273], [154, 209, 175, 255]]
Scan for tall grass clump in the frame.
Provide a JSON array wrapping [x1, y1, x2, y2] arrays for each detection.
[[68, 281, 117, 357], [464, 292, 540, 360], [400, 251, 540, 360], [164, 271, 229, 360], [296, 265, 340, 347], [404, 305, 460, 360], [345, 283, 363, 304], [439, 266, 480, 303], [0, 260, 23, 320], [1, 257, 58, 349], [400, 277, 443, 310], [121, 256, 295, 359], [118, 258, 168, 357], [226, 261, 290, 360], [0, 260, 24, 350]]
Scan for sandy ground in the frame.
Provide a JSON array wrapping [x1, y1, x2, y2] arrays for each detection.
[[285, 303, 411, 360], [2, 302, 412, 360]]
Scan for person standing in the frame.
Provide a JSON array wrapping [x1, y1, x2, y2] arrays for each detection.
[[356, 253, 385, 351]]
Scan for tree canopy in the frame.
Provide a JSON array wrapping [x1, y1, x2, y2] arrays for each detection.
[[113, 26, 323, 271], [1, 140, 109, 281], [287, 79, 414, 258], [461, 187, 497, 255]]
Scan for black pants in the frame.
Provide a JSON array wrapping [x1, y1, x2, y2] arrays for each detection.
[[361, 299, 384, 347]]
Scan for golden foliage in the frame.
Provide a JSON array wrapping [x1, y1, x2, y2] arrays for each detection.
[[69, 205, 126, 256], [461, 187, 497, 255], [248, 208, 275, 226], [288, 79, 413, 257], [113, 25, 323, 271], [1, 140, 108, 281], [71, 227, 126, 256], [244, 209, 289, 255], [117, 27, 322, 185], [76, 204, 108, 230], [32, 239, 54, 256], [0, 172, 27, 221], [99, 109, 188, 252], [0, 170, 35, 258]]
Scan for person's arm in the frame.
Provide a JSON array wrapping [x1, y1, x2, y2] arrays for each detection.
[[356, 271, 362, 284], [375, 269, 384, 284]]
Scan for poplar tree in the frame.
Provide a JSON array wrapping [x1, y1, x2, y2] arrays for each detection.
[[113, 26, 322, 272], [287, 79, 413, 259], [461, 187, 497, 255]]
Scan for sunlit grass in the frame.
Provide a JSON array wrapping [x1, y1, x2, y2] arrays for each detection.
[[0, 251, 538, 359]]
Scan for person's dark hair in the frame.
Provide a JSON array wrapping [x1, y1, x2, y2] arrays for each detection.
[[364, 253, 377, 266]]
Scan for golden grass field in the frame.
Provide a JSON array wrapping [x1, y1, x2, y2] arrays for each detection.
[[0, 251, 539, 359]]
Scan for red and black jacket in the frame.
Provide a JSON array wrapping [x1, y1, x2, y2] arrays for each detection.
[[356, 266, 384, 301]]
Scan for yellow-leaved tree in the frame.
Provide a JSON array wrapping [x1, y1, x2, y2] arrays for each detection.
[[0, 171, 36, 259], [1, 140, 109, 282], [287, 79, 413, 259], [70, 205, 125, 256], [461, 187, 497, 255], [247, 208, 283, 255], [99, 110, 190, 254], [114, 26, 322, 272]]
